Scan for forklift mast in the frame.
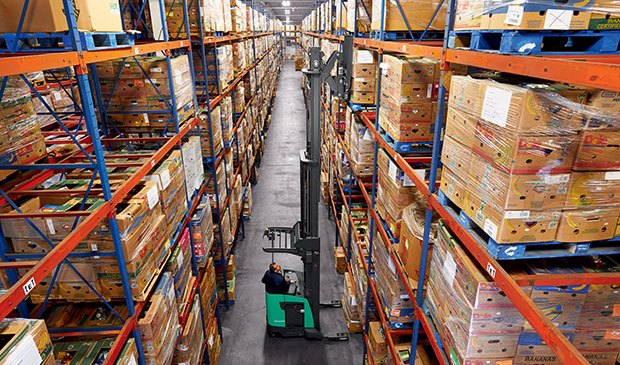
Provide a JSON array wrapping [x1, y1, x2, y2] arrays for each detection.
[[263, 36, 353, 334]]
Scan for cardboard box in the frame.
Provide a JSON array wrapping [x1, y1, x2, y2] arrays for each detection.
[[565, 171, 620, 207], [573, 129, 620, 171], [371, 0, 446, 31], [454, 0, 484, 30], [398, 203, 434, 285], [515, 331, 575, 365], [469, 154, 569, 210], [445, 106, 478, 148], [352, 78, 376, 92], [473, 121, 578, 174], [465, 187, 561, 243], [440, 167, 469, 210], [334, 246, 347, 274], [0, 318, 55, 364], [351, 91, 376, 105], [441, 136, 472, 179], [480, 0, 592, 30], [556, 208, 619, 242], [0, 0, 123, 33], [368, 321, 387, 360], [588, 89, 620, 114]]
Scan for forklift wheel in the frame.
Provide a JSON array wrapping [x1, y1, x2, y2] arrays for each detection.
[[267, 329, 277, 338]]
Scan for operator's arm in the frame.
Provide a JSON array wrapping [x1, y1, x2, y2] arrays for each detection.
[[261, 271, 269, 284], [277, 274, 290, 293]]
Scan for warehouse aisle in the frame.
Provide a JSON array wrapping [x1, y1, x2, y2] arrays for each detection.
[[219, 60, 364, 364]]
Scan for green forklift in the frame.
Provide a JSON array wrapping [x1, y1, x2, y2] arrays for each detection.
[[262, 36, 354, 341]]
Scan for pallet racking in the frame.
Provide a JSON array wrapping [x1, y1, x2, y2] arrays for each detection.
[[302, 0, 620, 363], [0, 0, 282, 363]]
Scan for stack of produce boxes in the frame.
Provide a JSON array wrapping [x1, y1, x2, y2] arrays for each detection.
[[348, 112, 375, 177], [346, 0, 372, 33], [396, 200, 437, 285], [379, 55, 439, 146], [427, 222, 524, 364], [342, 272, 363, 333], [0, 76, 47, 180], [96, 55, 194, 129], [191, 196, 215, 268], [372, 228, 415, 328], [0, 318, 55, 364], [231, 0, 247, 32], [165, 228, 194, 314], [217, 254, 236, 302], [200, 107, 224, 161], [350, 49, 378, 105], [453, 0, 616, 32], [371, 0, 445, 32], [174, 294, 205, 364], [139, 273, 180, 365], [199, 45, 234, 95], [442, 75, 619, 248], [368, 321, 388, 364]]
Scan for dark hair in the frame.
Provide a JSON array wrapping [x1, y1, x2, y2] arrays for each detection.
[[269, 262, 278, 272]]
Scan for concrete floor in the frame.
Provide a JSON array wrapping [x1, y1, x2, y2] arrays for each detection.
[[219, 60, 364, 364]]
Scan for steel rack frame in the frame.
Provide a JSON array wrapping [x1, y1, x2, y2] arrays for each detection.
[[0, 1, 223, 364], [301, 0, 620, 360]]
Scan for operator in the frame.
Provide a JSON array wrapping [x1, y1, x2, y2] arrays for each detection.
[[261, 262, 291, 294]]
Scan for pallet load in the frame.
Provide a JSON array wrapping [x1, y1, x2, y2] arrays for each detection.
[[174, 294, 205, 364], [0, 318, 55, 364], [441, 75, 619, 256], [346, 0, 373, 34], [231, 0, 247, 33], [371, 0, 446, 33], [95, 55, 194, 129], [397, 200, 438, 285], [379, 55, 439, 147], [217, 254, 236, 302], [0, 76, 47, 181], [372, 229, 415, 328], [351, 49, 378, 105], [342, 272, 363, 333], [427, 222, 524, 364], [139, 273, 180, 365]]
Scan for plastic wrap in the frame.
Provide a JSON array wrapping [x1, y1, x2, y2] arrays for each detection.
[[372, 229, 415, 327], [443, 76, 620, 244], [427, 222, 523, 363], [191, 196, 214, 268], [349, 119, 375, 176], [371, 0, 446, 31]]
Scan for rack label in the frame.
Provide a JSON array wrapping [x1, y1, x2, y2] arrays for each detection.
[[486, 263, 497, 278], [23, 277, 36, 295]]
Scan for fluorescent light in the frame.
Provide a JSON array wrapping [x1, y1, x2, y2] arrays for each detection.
[[285, 9, 290, 14], [282, 0, 290, 6]]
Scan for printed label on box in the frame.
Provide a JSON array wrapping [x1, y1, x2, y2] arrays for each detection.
[[388, 160, 398, 182], [147, 185, 160, 210], [6, 334, 42, 364], [357, 50, 374, 64], [483, 219, 499, 240], [545, 174, 570, 184], [128, 355, 138, 365], [161, 168, 171, 190], [442, 252, 457, 287], [504, 210, 530, 219], [544, 9, 573, 30], [481, 87, 512, 128], [605, 171, 620, 180], [505, 5, 524, 26], [45, 218, 56, 235]]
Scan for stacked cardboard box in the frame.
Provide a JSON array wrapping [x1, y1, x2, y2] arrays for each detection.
[[216, 255, 236, 300], [346, 0, 373, 33], [233, 44, 247, 75], [173, 294, 205, 364], [0, 76, 47, 180], [231, 0, 247, 32], [191, 196, 215, 267], [372, 229, 415, 328], [54, 337, 139, 364], [206, 307, 222, 365], [427, 222, 524, 364], [348, 114, 375, 177], [182, 136, 205, 196], [397, 200, 438, 285], [376, 149, 427, 238], [334, 246, 348, 274], [442, 76, 619, 245], [96, 55, 194, 129], [379, 55, 439, 144], [200, 106, 224, 160], [351, 50, 378, 105], [454, 0, 599, 31], [0, 318, 55, 364], [199, 45, 234, 95], [371, 0, 445, 31], [243, 183, 253, 217], [139, 272, 180, 364], [7, 180, 168, 301], [165, 228, 194, 313], [342, 272, 363, 333], [221, 96, 234, 143], [368, 321, 388, 364], [200, 257, 218, 319]]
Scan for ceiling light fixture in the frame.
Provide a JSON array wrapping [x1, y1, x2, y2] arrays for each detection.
[[282, 0, 290, 6]]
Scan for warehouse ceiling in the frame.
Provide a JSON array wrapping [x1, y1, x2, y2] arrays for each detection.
[[256, 0, 321, 24]]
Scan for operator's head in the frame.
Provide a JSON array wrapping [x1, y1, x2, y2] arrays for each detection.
[[269, 262, 280, 273]]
